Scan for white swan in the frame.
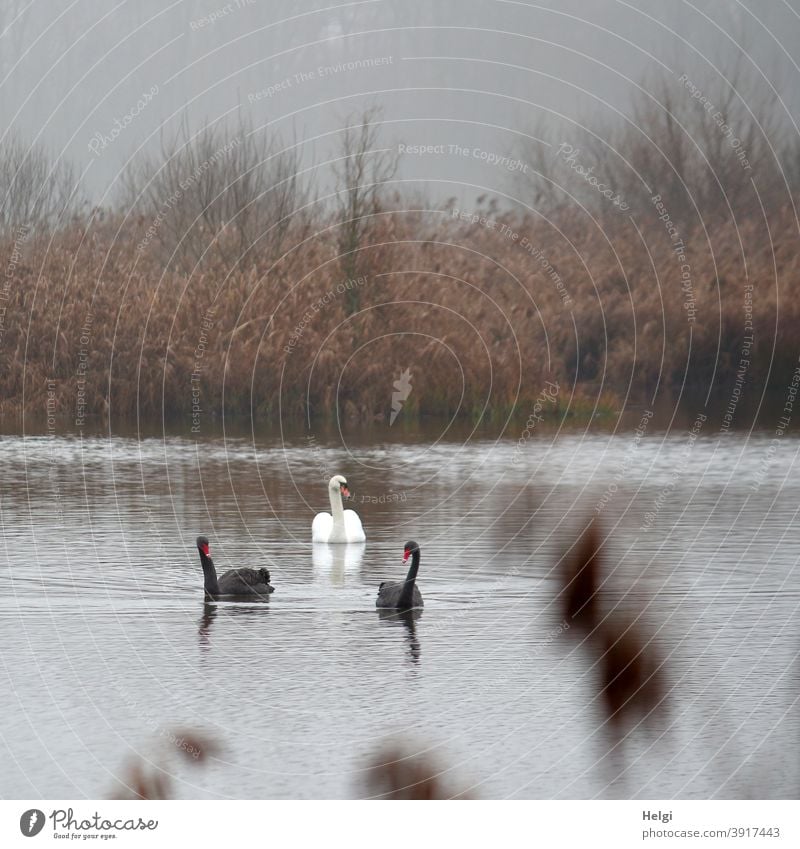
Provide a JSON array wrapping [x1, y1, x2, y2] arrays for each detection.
[[311, 474, 366, 543]]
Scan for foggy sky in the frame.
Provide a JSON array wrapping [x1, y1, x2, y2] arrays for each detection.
[[2, 0, 798, 209]]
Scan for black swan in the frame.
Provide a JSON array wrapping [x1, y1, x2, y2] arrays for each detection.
[[376, 541, 423, 609], [196, 536, 274, 600]]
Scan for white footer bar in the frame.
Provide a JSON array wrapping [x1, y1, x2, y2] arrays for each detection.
[[2, 800, 796, 848]]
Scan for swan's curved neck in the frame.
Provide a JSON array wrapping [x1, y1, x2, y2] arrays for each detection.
[[200, 552, 220, 598], [398, 550, 420, 608], [328, 485, 345, 533]]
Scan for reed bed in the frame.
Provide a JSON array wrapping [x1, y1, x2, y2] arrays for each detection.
[[2, 196, 795, 428]]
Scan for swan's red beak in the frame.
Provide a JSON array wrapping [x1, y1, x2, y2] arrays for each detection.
[[341, 486, 351, 499], [200, 543, 209, 556], [403, 549, 410, 562]]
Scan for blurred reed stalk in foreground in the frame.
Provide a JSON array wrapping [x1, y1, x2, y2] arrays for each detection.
[[559, 518, 667, 731], [364, 745, 474, 800], [108, 729, 217, 800]]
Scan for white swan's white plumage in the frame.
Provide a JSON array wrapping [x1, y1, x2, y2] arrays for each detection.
[[312, 474, 366, 543]]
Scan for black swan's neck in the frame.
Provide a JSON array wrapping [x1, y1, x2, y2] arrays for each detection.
[[398, 550, 420, 608], [200, 552, 220, 598]]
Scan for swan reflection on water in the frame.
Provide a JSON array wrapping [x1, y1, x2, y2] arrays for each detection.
[[377, 608, 422, 665], [198, 602, 217, 648], [197, 601, 271, 649], [311, 541, 366, 585]]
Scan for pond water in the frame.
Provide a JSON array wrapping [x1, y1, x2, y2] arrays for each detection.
[[1, 422, 798, 798]]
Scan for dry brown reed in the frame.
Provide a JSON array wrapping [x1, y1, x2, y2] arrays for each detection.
[[559, 519, 667, 730], [3, 75, 798, 429], [365, 745, 474, 799], [3, 198, 796, 427], [599, 620, 666, 729], [108, 729, 217, 800], [561, 518, 602, 631]]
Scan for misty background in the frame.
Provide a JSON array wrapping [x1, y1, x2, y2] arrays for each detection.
[[3, 0, 799, 211]]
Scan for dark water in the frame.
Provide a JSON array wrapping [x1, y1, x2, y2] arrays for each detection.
[[1, 424, 798, 798]]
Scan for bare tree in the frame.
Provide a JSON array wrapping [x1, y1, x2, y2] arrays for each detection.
[[514, 116, 569, 215], [332, 106, 397, 314], [0, 131, 82, 236], [605, 57, 786, 222], [517, 49, 791, 223], [122, 116, 305, 271]]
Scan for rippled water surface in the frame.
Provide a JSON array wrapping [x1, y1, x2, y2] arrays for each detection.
[[1, 426, 798, 798]]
